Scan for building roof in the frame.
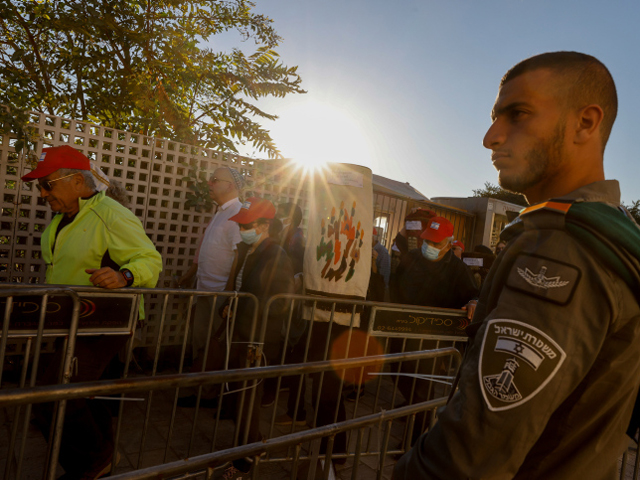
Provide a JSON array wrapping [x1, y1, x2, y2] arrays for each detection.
[[372, 174, 430, 201]]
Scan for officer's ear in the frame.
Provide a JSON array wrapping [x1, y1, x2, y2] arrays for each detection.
[[574, 104, 604, 145]]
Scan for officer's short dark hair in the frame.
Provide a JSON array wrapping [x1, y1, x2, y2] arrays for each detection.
[[501, 51, 618, 147], [277, 202, 303, 228]]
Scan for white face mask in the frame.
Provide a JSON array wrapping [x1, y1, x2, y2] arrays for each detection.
[[422, 242, 445, 261], [240, 228, 262, 245]]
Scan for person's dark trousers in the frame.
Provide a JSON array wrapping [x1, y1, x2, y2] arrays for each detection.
[[261, 335, 283, 406], [33, 335, 129, 478], [308, 321, 348, 455], [390, 337, 451, 445], [285, 339, 308, 421], [218, 343, 263, 473], [262, 336, 308, 422]]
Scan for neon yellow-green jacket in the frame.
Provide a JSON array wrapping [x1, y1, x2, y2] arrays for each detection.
[[41, 191, 163, 317]]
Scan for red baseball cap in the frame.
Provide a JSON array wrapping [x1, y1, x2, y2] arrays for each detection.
[[229, 197, 276, 224], [21, 145, 90, 181], [420, 216, 454, 243], [452, 240, 465, 251]]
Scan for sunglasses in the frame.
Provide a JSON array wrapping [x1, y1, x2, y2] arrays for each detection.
[[239, 222, 256, 230], [36, 173, 78, 192]]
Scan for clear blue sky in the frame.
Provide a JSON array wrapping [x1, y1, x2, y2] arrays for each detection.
[[223, 1, 640, 204]]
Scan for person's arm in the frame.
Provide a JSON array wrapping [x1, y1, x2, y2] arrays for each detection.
[[394, 230, 619, 479], [176, 262, 198, 288], [378, 249, 391, 288], [104, 210, 163, 288], [225, 249, 239, 291], [389, 251, 411, 304], [264, 247, 295, 316], [456, 260, 480, 319], [394, 231, 409, 255]]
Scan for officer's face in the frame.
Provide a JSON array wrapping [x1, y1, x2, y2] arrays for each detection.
[[483, 69, 570, 200]]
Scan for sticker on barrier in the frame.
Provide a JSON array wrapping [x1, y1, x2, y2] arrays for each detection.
[[369, 305, 470, 340], [0, 292, 137, 336]]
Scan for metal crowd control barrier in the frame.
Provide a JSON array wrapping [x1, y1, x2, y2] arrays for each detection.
[[256, 294, 469, 462], [0, 348, 460, 480], [0, 284, 260, 480], [3, 287, 634, 479], [0, 287, 82, 480]]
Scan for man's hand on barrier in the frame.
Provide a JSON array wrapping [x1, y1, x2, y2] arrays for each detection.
[[462, 299, 478, 320], [86, 267, 127, 289]]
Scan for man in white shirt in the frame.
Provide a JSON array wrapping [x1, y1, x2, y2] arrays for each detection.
[[177, 166, 243, 406]]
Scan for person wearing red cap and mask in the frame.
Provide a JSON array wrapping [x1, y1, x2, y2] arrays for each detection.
[[216, 197, 295, 478], [391, 216, 478, 310], [451, 240, 465, 259], [20, 145, 162, 479], [390, 216, 478, 445]]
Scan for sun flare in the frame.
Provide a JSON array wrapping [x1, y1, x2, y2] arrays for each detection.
[[270, 101, 373, 171]]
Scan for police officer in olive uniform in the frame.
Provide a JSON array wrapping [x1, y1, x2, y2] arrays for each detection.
[[394, 52, 640, 479]]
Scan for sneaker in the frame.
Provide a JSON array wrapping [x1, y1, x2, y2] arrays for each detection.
[[346, 386, 365, 402], [274, 412, 306, 426]]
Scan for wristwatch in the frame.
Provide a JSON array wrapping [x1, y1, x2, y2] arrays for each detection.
[[121, 269, 134, 287]]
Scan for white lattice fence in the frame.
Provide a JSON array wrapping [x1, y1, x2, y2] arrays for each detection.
[[1, 112, 310, 347]]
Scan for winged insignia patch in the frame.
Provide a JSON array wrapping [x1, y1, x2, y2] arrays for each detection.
[[506, 254, 580, 305], [517, 266, 569, 290]]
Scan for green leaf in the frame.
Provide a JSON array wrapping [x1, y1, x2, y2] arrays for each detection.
[[0, 0, 305, 159], [14, 140, 24, 154]]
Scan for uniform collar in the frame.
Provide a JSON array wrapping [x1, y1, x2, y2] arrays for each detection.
[[501, 180, 621, 243], [552, 180, 620, 207]]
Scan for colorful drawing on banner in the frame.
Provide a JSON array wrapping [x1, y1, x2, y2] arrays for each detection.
[[316, 200, 364, 283]]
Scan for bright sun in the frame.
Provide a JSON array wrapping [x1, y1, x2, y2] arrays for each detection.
[[269, 101, 373, 171]]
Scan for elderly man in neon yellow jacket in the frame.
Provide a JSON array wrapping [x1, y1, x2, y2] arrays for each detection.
[[21, 145, 162, 479]]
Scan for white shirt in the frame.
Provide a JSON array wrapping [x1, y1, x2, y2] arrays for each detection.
[[196, 197, 242, 291]]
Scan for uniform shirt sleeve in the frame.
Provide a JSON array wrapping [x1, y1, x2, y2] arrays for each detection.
[[394, 228, 622, 479], [108, 211, 163, 288]]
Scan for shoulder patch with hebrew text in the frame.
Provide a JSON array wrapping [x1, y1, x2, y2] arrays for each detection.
[[506, 253, 580, 305], [479, 319, 566, 412]]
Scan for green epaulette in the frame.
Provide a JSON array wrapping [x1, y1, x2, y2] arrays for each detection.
[[513, 200, 640, 300]]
